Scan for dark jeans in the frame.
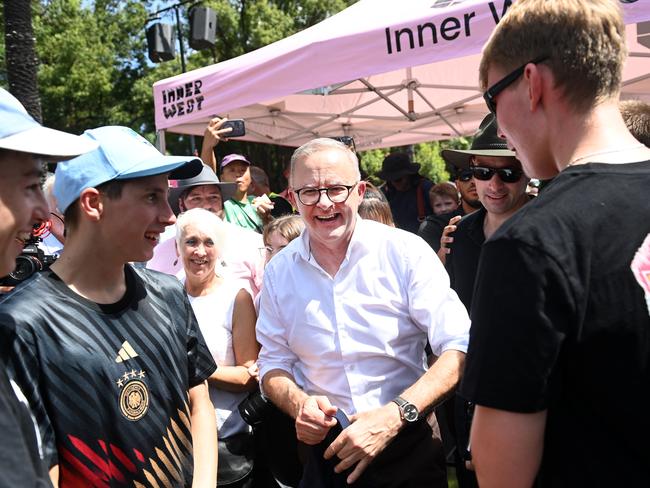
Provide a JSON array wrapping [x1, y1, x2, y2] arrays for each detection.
[[253, 405, 303, 487], [299, 418, 447, 488], [453, 396, 478, 488], [223, 475, 254, 488]]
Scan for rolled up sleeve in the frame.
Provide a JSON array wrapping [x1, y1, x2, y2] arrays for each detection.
[[407, 237, 471, 356], [256, 266, 297, 382]]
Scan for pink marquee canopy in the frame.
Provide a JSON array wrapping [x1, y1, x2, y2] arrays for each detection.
[[153, 0, 650, 151]]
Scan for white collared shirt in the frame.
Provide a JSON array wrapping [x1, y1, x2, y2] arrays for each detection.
[[257, 217, 470, 415]]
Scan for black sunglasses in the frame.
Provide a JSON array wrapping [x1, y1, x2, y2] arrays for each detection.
[[483, 55, 549, 114], [471, 166, 523, 183], [457, 170, 473, 182], [330, 136, 357, 153]]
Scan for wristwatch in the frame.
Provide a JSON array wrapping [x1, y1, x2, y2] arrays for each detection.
[[392, 396, 419, 423]]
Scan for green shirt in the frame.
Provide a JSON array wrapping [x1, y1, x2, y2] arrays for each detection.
[[223, 196, 263, 233]]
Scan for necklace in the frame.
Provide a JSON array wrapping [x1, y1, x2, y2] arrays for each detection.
[[567, 144, 645, 167]]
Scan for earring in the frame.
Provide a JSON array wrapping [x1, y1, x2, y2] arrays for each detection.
[[173, 258, 178, 266]]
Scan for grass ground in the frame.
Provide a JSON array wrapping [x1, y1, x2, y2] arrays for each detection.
[[447, 467, 459, 488]]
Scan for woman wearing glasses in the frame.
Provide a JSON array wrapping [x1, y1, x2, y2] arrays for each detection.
[[176, 208, 259, 487]]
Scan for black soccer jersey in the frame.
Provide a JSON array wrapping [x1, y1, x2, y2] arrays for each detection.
[[0, 265, 217, 487], [0, 360, 51, 487]]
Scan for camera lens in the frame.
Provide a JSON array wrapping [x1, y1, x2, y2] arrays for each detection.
[[9, 255, 42, 282]]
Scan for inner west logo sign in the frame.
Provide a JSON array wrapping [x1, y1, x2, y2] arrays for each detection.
[[161, 80, 205, 120], [388, 0, 637, 56]]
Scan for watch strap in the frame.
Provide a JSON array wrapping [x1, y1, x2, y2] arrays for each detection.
[[392, 396, 418, 422], [392, 396, 408, 409]]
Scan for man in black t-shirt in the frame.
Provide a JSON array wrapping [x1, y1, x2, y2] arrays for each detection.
[[0, 88, 99, 487], [0, 126, 218, 487], [460, 1, 650, 487], [442, 113, 529, 488], [445, 113, 529, 311]]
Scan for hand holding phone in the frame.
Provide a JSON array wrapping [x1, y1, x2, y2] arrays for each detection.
[[220, 119, 246, 137]]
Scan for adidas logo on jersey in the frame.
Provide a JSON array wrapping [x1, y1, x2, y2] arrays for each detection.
[[115, 341, 139, 363]]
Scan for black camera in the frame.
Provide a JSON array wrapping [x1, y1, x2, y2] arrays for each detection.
[[0, 234, 57, 287], [238, 389, 274, 427]]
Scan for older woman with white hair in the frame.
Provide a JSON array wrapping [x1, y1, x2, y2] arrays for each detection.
[[176, 208, 259, 487]]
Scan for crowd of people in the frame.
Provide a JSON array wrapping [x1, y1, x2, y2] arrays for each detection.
[[0, 0, 649, 487]]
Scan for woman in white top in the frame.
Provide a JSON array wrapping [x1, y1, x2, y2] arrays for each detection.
[[176, 208, 259, 487]]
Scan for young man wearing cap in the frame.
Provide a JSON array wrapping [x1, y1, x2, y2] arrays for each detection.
[[199, 119, 275, 231], [0, 88, 97, 487], [220, 154, 272, 233], [0, 126, 218, 487], [459, 1, 650, 487], [147, 165, 266, 297], [379, 153, 433, 234]]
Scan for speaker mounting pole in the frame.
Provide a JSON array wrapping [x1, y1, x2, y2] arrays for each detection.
[[147, 1, 201, 154], [173, 5, 187, 74]]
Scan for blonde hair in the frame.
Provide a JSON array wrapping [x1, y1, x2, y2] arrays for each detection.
[[263, 215, 305, 245], [358, 182, 394, 227], [43, 173, 60, 212], [175, 208, 228, 259], [479, 0, 626, 112], [429, 182, 459, 203], [620, 100, 650, 148]]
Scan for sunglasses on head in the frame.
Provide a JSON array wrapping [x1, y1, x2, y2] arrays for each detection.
[[471, 165, 523, 183]]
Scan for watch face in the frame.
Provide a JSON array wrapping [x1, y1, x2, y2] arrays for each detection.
[[403, 404, 418, 422]]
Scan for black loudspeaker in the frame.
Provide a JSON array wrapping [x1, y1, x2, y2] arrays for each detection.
[[146, 23, 176, 63], [189, 7, 217, 50], [638, 21, 650, 50]]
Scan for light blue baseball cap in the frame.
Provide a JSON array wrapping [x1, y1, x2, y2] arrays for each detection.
[[54, 126, 203, 213], [0, 88, 98, 159]]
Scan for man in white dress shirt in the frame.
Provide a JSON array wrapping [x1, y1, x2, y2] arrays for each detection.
[[256, 138, 470, 487]]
